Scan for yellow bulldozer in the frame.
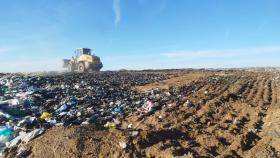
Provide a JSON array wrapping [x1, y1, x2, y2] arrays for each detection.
[[63, 48, 103, 72]]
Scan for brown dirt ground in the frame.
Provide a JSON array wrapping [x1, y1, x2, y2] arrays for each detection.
[[5, 126, 135, 158], [4, 70, 280, 158], [133, 71, 213, 91]]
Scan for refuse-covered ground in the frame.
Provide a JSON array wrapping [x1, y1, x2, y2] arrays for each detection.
[[1, 69, 280, 158]]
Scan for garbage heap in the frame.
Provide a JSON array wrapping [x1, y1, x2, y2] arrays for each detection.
[[0, 72, 169, 154]]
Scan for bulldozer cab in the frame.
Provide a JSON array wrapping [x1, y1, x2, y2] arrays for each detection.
[[75, 48, 92, 57]]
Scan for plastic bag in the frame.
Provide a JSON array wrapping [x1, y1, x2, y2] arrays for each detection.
[[40, 112, 51, 120]]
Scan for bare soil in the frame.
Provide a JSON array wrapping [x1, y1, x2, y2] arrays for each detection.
[[134, 71, 212, 91], [4, 70, 280, 158]]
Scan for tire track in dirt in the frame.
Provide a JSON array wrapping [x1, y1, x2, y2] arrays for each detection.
[[206, 79, 254, 156], [136, 76, 238, 130], [173, 77, 250, 157], [165, 76, 238, 127], [196, 76, 247, 120], [239, 79, 257, 103], [245, 78, 280, 157], [263, 80, 272, 104], [220, 76, 277, 157], [183, 76, 269, 157], [175, 75, 277, 157], [240, 78, 270, 153], [185, 76, 239, 111], [271, 80, 278, 106], [246, 78, 262, 103], [160, 76, 242, 157], [122, 72, 280, 157], [252, 78, 266, 104], [124, 76, 241, 157]]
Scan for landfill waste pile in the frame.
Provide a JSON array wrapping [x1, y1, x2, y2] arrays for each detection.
[[0, 72, 167, 155], [2, 69, 280, 158]]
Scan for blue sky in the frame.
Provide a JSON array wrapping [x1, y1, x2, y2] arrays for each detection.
[[0, 0, 280, 72]]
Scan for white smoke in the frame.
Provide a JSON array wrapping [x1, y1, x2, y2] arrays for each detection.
[[113, 0, 121, 27]]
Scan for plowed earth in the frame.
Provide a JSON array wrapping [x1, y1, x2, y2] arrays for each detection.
[[5, 70, 280, 158]]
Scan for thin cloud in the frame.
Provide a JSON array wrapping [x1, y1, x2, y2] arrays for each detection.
[[163, 47, 280, 59], [0, 48, 13, 54], [113, 0, 121, 27]]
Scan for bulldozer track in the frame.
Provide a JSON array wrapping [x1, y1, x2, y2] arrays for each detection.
[[125, 71, 280, 157]]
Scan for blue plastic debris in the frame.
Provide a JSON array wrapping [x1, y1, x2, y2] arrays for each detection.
[[113, 106, 124, 113], [0, 127, 12, 137]]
